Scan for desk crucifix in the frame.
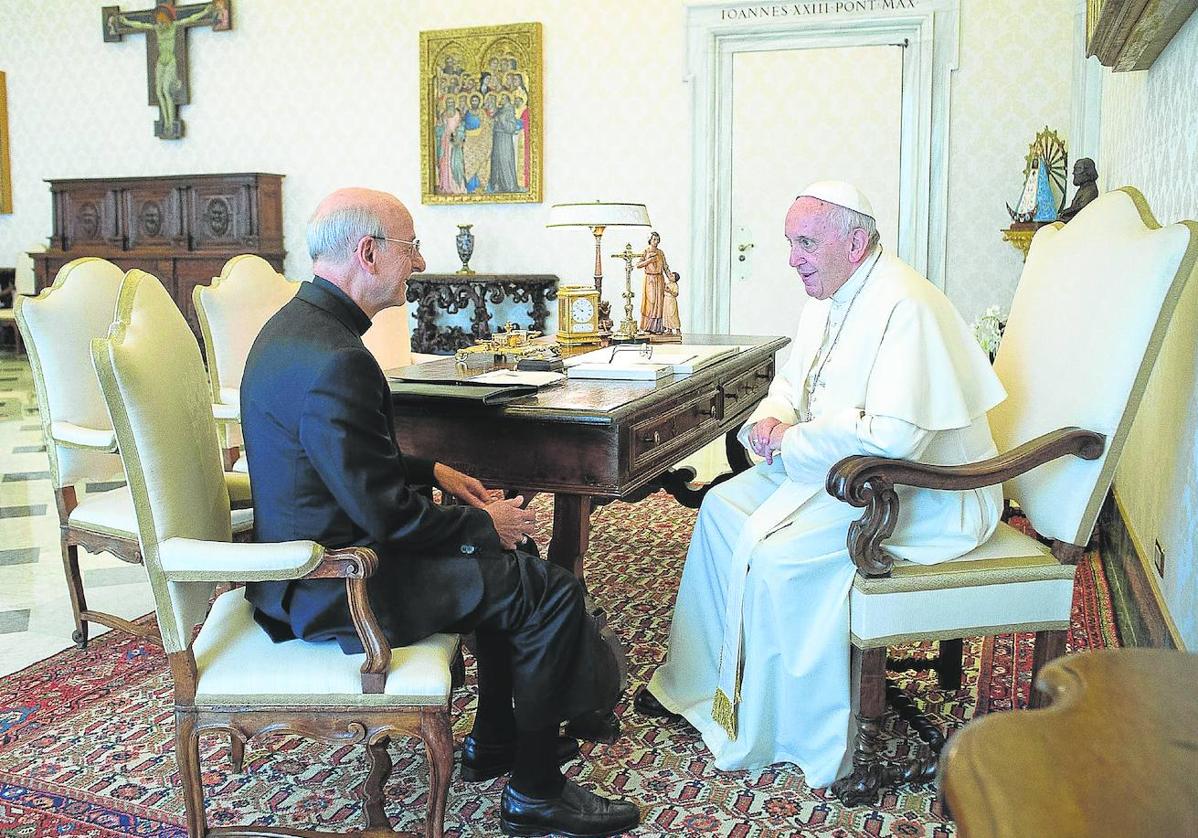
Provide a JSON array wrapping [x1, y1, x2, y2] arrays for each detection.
[[102, 1, 232, 140]]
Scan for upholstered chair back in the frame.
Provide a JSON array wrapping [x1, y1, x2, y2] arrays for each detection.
[[16, 257, 125, 488], [93, 271, 231, 652], [195, 254, 299, 395], [361, 303, 416, 370], [990, 187, 1197, 546]]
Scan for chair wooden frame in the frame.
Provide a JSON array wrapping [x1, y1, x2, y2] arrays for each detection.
[[824, 428, 1105, 804], [99, 268, 455, 836], [168, 546, 454, 838], [53, 484, 160, 648]]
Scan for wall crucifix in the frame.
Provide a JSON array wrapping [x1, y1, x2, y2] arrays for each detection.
[[102, 1, 232, 140]]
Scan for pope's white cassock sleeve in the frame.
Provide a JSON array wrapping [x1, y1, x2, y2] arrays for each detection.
[[650, 249, 1006, 787]]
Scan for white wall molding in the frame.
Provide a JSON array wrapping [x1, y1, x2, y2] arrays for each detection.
[[685, 0, 960, 333]]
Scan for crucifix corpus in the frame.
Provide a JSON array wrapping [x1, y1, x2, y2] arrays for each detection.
[[102, 1, 232, 140], [609, 243, 646, 344]]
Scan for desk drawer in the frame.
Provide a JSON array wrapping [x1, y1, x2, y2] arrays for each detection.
[[630, 387, 721, 467], [722, 359, 775, 416]]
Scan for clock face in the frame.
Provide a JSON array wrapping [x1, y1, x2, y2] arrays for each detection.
[[570, 297, 595, 324]]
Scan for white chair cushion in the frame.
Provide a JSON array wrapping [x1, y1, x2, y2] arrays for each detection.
[[231, 454, 249, 473], [193, 589, 458, 707], [218, 387, 240, 408], [850, 522, 1076, 647], [68, 485, 137, 538], [68, 484, 253, 537]]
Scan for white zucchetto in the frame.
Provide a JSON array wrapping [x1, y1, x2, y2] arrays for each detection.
[[797, 181, 875, 220]]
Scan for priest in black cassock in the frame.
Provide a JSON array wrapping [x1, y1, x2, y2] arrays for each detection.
[[239, 187, 639, 837]]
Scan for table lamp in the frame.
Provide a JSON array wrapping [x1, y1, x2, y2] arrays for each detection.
[[547, 201, 651, 333]]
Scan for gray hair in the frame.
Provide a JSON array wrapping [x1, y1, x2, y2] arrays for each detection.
[[306, 204, 386, 264], [824, 203, 881, 252]]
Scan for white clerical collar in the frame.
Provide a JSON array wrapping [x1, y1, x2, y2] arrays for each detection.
[[830, 246, 882, 308]]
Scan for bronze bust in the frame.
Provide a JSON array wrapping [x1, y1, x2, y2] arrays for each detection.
[[1060, 158, 1099, 223]]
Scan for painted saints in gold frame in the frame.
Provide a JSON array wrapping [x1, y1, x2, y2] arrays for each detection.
[[419, 22, 543, 205]]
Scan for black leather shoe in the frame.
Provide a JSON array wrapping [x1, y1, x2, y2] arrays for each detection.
[[461, 734, 581, 783], [562, 710, 620, 744], [633, 687, 683, 722], [500, 779, 640, 837]]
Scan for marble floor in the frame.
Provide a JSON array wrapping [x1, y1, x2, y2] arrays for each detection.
[[0, 351, 155, 677]]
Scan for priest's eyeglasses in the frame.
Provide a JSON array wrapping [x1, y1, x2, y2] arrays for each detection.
[[370, 235, 421, 254]]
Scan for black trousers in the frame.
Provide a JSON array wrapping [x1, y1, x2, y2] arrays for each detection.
[[373, 549, 621, 730]]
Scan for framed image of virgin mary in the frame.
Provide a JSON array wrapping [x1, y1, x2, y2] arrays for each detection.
[[419, 22, 543, 205]]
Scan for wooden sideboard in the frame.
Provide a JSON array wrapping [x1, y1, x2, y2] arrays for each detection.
[[30, 173, 285, 339]]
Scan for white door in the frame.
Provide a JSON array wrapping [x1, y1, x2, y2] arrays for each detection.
[[727, 45, 904, 362]]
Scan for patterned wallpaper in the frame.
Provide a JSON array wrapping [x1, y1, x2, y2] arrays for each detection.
[[944, 0, 1075, 321], [1102, 9, 1198, 648], [0, 0, 1075, 325]]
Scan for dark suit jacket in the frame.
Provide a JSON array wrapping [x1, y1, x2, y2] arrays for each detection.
[[240, 277, 500, 652]]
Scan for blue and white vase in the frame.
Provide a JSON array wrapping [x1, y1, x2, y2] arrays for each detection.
[[455, 224, 476, 275]]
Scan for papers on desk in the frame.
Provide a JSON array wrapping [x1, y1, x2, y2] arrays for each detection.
[[567, 361, 672, 381], [564, 344, 740, 380], [468, 369, 566, 388]]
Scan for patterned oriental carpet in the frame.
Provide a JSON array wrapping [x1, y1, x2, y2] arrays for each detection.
[[0, 492, 1119, 837]]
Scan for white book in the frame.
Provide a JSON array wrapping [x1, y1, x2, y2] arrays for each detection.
[[469, 370, 566, 388], [566, 362, 672, 381], [564, 344, 739, 375], [645, 344, 740, 374]]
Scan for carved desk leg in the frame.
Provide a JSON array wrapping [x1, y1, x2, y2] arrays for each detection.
[[549, 493, 592, 586]]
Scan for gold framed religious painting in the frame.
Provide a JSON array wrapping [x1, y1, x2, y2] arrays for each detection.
[[0, 72, 12, 214], [419, 22, 543, 205]]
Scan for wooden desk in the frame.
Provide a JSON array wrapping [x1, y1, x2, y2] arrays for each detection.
[[940, 649, 1198, 837], [390, 334, 788, 582]]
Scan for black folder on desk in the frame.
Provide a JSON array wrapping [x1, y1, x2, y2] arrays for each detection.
[[386, 377, 537, 406]]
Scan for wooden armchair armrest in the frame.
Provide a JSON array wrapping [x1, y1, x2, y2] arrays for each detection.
[[825, 427, 1106, 577], [301, 546, 391, 694], [159, 539, 389, 694]]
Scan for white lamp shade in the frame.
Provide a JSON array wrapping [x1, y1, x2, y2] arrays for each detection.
[[546, 201, 651, 228]]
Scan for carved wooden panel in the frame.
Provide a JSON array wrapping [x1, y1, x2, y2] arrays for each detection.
[[32, 173, 285, 342], [123, 184, 184, 249]]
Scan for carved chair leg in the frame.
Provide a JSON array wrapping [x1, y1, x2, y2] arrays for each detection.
[[363, 736, 393, 831], [1029, 628, 1068, 710], [831, 646, 888, 806], [935, 638, 963, 691], [175, 711, 207, 837], [422, 710, 453, 838], [61, 539, 89, 649], [229, 736, 244, 773]]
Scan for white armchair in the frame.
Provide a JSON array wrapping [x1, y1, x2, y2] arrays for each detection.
[[825, 187, 1197, 804], [94, 269, 457, 837], [17, 258, 253, 650], [193, 254, 300, 471]]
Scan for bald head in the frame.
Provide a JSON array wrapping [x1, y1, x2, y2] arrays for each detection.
[[306, 187, 424, 318], [307, 187, 412, 266]]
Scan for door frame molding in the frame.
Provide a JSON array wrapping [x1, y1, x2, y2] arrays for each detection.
[[685, 0, 961, 333]]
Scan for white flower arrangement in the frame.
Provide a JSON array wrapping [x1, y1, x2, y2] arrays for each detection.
[[972, 305, 1007, 360]]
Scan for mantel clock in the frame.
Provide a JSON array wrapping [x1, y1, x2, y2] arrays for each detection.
[[556, 285, 602, 346]]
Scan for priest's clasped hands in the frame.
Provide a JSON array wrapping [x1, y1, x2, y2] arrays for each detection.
[[433, 462, 537, 549], [748, 417, 796, 465]]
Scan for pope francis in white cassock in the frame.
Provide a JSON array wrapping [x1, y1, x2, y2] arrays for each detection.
[[646, 182, 1007, 787]]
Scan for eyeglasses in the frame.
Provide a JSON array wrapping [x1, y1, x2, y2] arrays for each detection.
[[370, 235, 421, 254]]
